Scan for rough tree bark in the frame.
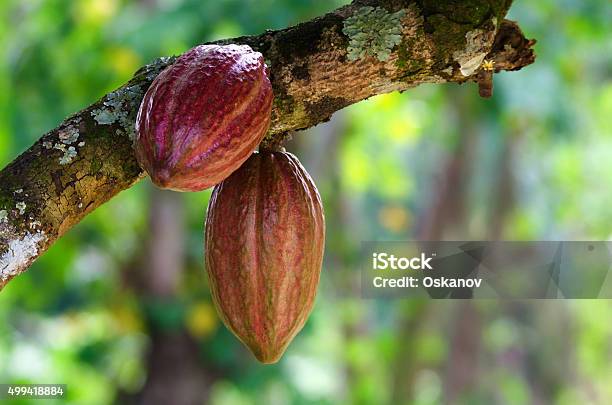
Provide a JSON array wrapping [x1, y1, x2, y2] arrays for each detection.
[[0, 0, 535, 289]]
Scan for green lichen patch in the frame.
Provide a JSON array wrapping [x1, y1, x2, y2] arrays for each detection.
[[0, 229, 47, 282], [52, 142, 78, 165], [343, 6, 406, 62], [91, 109, 116, 125], [131, 56, 175, 84], [91, 84, 145, 141], [58, 126, 79, 145], [59, 147, 78, 165], [15, 202, 26, 215]]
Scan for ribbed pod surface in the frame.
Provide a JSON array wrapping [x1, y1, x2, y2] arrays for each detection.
[[135, 44, 273, 191], [205, 151, 325, 363]]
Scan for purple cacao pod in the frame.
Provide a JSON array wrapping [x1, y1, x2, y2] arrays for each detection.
[[135, 44, 273, 191]]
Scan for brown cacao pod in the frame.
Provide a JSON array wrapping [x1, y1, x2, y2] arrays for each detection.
[[205, 150, 325, 363], [135, 44, 273, 192]]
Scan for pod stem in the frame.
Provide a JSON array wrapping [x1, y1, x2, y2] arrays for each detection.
[[259, 132, 291, 152]]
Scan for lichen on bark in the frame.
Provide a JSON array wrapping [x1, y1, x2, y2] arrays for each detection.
[[343, 6, 407, 61]]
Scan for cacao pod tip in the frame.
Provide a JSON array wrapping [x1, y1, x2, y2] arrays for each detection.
[[148, 168, 171, 189], [250, 346, 285, 364]]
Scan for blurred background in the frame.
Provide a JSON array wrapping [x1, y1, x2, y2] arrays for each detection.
[[1, 0, 611, 404]]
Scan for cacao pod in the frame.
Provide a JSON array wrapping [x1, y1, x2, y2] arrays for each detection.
[[205, 150, 325, 363], [135, 44, 273, 192]]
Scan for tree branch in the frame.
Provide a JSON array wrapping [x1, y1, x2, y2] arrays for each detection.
[[0, 0, 535, 290]]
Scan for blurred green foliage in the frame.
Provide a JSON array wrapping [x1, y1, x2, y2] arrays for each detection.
[[0, 0, 611, 404]]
